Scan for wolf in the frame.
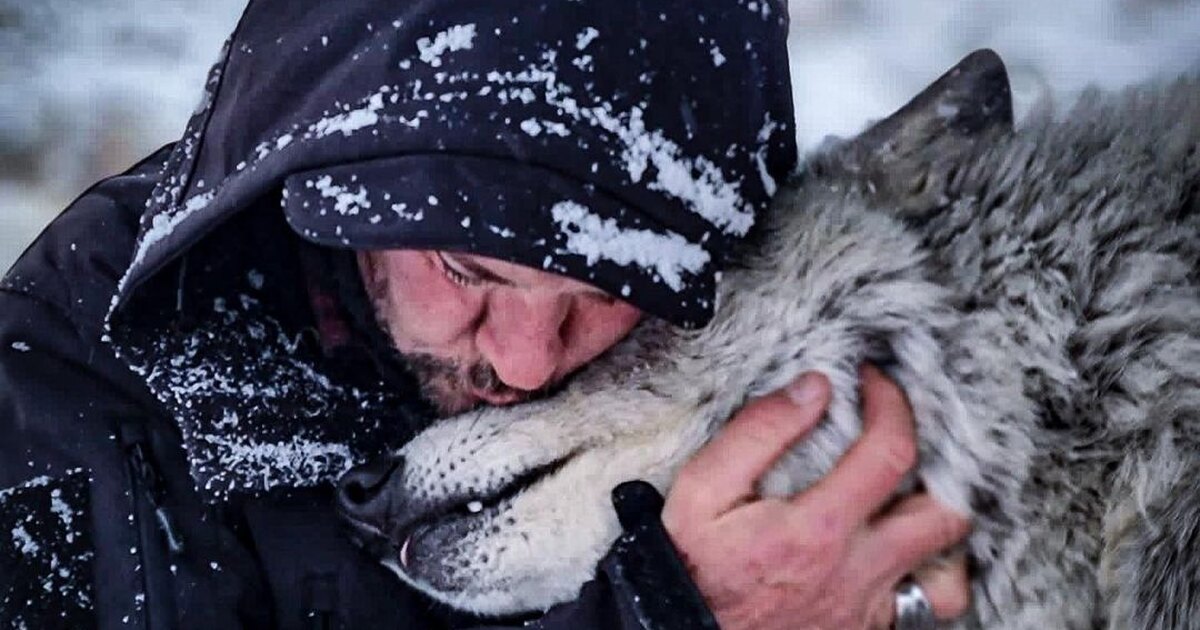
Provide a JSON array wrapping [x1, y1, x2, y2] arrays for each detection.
[[338, 50, 1200, 628]]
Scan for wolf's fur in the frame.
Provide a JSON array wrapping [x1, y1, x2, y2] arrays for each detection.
[[356, 51, 1200, 628]]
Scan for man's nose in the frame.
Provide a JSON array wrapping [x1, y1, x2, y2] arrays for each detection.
[[337, 455, 402, 530], [479, 292, 570, 392]]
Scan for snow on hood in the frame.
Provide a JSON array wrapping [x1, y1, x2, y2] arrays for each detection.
[[106, 0, 796, 329]]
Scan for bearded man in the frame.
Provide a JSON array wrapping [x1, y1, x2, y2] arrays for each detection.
[[0, 0, 970, 628]]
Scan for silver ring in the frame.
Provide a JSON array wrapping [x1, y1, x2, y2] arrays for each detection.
[[894, 578, 936, 630]]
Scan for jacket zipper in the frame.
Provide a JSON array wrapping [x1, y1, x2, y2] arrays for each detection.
[[120, 424, 186, 555]]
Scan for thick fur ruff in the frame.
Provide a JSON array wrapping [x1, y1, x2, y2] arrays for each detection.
[[361, 51, 1200, 628]]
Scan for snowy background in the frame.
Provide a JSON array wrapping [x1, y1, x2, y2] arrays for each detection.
[[2, 0, 1200, 272]]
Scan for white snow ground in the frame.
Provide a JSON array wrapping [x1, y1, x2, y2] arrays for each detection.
[[2, 0, 1199, 272]]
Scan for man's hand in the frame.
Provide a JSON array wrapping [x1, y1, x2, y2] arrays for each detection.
[[662, 365, 972, 630]]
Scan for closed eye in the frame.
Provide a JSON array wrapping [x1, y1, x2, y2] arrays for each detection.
[[435, 251, 519, 289], [436, 251, 486, 287]]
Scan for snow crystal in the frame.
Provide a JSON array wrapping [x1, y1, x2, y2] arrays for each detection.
[[487, 225, 515, 238], [539, 120, 570, 137], [466, 500, 483, 514], [416, 23, 477, 68], [484, 65, 755, 236], [710, 45, 726, 68], [572, 55, 594, 72], [311, 92, 385, 138], [126, 189, 217, 274], [275, 134, 294, 149], [247, 269, 265, 290], [551, 201, 709, 291], [520, 119, 543, 137], [49, 489, 73, 528], [575, 27, 600, 50], [392, 204, 424, 221], [11, 524, 39, 555], [310, 175, 371, 216], [936, 102, 961, 119], [754, 117, 780, 196], [198, 433, 356, 491], [10, 341, 30, 352]]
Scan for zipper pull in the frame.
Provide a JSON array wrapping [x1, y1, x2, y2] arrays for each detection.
[[120, 423, 186, 556]]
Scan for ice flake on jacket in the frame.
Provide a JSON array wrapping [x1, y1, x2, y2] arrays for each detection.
[[114, 282, 415, 501], [0, 470, 95, 626], [480, 55, 757, 237], [416, 23, 477, 67], [311, 175, 372, 216], [312, 92, 386, 138]]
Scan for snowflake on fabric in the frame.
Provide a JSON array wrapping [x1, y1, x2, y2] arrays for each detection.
[[0, 469, 95, 627]]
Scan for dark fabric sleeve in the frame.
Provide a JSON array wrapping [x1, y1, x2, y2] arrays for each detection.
[[0, 153, 173, 628], [0, 148, 274, 630], [0, 281, 273, 630]]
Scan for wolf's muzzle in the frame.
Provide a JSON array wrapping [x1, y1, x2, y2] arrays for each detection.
[[337, 455, 403, 547]]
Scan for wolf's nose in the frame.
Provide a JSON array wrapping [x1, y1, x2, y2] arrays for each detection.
[[337, 455, 402, 528]]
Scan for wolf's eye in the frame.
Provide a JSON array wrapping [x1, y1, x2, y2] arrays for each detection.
[[436, 252, 488, 287]]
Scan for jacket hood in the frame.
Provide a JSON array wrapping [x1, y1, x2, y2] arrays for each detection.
[[109, 0, 796, 328]]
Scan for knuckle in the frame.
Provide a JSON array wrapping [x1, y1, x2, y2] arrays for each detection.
[[933, 513, 970, 548], [745, 507, 841, 570], [751, 529, 814, 569], [739, 395, 791, 429], [663, 479, 703, 523], [741, 420, 784, 453], [876, 440, 918, 478], [672, 464, 698, 491], [801, 506, 849, 552], [660, 502, 687, 536]]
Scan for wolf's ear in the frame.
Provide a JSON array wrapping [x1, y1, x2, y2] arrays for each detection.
[[842, 49, 1014, 215]]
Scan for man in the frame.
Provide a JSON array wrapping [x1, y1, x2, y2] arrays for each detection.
[[0, 0, 970, 628]]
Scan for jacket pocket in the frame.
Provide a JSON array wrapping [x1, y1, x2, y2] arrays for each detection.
[[0, 468, 97, 629]]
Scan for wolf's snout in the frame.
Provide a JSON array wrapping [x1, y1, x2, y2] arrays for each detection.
[[338, 456, 402, 531]]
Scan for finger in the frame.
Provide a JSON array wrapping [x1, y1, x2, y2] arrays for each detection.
[[795, 364, 918, 523], [857, 493, 972, 583], [912, 550, 972, 620], [869, 554, 971, 629], [666, 372, 831, 522]]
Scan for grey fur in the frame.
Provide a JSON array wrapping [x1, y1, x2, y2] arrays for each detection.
[[353, 50, 1200, 628]]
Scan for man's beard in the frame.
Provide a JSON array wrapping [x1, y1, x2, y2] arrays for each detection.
[[356, 252, 543, 416], [399, 351, 538, 416]]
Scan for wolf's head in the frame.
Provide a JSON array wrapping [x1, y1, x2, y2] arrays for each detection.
[[336, 49, 1015, 616]]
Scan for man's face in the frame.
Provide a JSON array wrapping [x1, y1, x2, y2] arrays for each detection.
[[359, 249, 643, 415]]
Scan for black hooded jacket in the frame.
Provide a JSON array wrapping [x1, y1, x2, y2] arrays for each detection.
[[1, 0, 795, 627], [1, 148, 716, 629]]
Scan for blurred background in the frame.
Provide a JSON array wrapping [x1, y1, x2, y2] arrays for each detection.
[[2, 0, 1199, 271]]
